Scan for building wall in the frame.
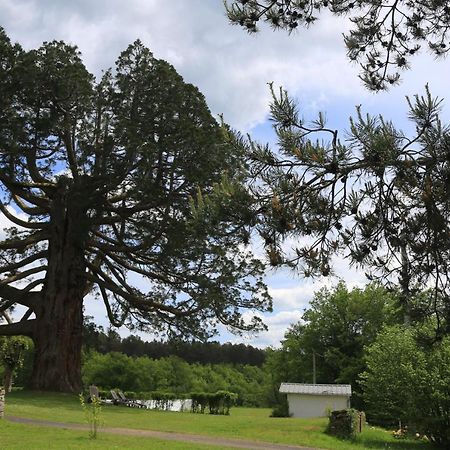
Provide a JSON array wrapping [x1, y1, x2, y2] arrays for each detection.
[[287, 393, 349, 418]]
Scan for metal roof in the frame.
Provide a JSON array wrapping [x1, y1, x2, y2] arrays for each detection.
[[279, 383, 351, 396]]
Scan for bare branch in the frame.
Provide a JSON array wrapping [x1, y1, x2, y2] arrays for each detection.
[[0, 201, 49, 230], [0, 318, 36, 337], [0, 279, 43, 309], [0, 250, 48, 274], [1, 310, 12, 324], [0, 230, 49, 251], [0, 172, 50, 209], [0, 265, 48, 285], [12, 194, 49, 216], [25, 148, 56, 194], [98, 284, 127, 327]]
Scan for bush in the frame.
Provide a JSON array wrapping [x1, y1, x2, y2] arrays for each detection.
[[123, 391, 137, 399], [270, 394, 290, 417], [360, 326, 450, 446], [326, 409, 363, 439], [150, 391, 176, 410], [79, 393, 103, 439], [98, 389, 111, 399], [191, 391, 237, 415], [191, 392, 208, 413]]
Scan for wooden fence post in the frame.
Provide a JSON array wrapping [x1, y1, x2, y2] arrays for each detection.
[[0, 387, 5, 418]]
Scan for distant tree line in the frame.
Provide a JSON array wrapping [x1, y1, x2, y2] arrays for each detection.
[[82, 351, 269, 407], [83, 320, 266, 366]]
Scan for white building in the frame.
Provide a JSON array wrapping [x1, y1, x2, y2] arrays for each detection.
[[279, 383, 351, 418]]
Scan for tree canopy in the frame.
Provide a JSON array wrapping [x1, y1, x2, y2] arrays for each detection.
[[360, 324, 450, 445], [0, 28, 270, 391], [264, 282, 399, 407], [225, 0, 450, 90]]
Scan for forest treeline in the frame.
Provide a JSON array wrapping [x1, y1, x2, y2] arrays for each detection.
[[82, 352, 270, 407], [83, 321, 266, 366]]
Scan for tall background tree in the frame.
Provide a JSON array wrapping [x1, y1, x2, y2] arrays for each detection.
[[360, 324, 450, 445], [225, 0, 450, 90], [0, 29, 270, 392], [265, 283, 400, 408]]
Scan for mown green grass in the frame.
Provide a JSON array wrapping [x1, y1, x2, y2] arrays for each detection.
[[3, 390, 435, 450], [0, 420, 230, 449]]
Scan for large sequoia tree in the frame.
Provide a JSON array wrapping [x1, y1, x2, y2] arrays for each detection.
[[0, 29, 270, 392]]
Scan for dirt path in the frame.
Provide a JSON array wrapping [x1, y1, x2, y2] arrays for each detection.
[[7, 415, 322, 450]]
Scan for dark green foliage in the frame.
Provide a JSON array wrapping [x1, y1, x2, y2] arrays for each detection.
[[192, 391, 237, 415], [327, 409, 363, 439], [270, 394, 290, 418], [83, 320, 266, 366], [0, 29, 270, 339], [0, 336, 32, 391], [191, 392, 209, 413], [360, 325, 450, 446], [225, 0, 450, 90], [81, 351, 268, 407], [360, 326, 426, 427], [208, 390, 238, 415]]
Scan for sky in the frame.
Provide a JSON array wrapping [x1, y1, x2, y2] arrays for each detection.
[[1, 0, 450, 348]]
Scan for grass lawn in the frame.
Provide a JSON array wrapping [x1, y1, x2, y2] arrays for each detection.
[[0, 420, 229, 449], [2, 390, 436, 450]]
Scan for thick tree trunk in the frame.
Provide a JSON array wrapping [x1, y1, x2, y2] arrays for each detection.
[[30, 186, 88, 392]]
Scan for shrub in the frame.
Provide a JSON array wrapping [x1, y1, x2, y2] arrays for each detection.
[[98, 389, 110, 399], [150, 391, 176, 410], [191, 392, 209, 413], [360, 326, 450, 446], [191, 391, 237, 415], [326, 409, 363, 439], [79, 393, 103, 439], [270, 394, 290, 417], [123, 391, 137, 399]]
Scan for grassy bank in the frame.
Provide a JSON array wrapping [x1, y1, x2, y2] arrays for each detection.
[[1, 390, 434, 450]]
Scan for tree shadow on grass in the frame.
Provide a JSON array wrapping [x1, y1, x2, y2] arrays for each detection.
[[7, 390, 80, 409]]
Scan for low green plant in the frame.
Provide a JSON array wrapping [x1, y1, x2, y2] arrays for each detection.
[[191, 391, 237, 415], [79, 392, 103, 439], [270, 394, 290, 417], [150, 391, 176, 410], [326, 408, 362, 439]]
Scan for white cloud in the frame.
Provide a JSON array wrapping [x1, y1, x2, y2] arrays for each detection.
[[0, 1, 368, 130], [225, 309, 303, 348]]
